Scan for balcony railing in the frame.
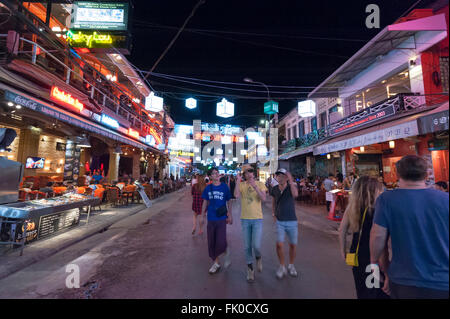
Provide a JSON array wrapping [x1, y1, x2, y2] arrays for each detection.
[[281, 92, 448, 155]]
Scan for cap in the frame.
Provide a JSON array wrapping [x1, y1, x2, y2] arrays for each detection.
[[275, 168, 288, 175]]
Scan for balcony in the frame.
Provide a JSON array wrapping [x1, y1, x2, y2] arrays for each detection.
[[280, 92, 448, 156]]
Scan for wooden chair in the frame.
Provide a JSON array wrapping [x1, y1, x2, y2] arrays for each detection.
[[122, 185, 136, 205], [144, 185, 154, 200], [106, 187, 122, 207]]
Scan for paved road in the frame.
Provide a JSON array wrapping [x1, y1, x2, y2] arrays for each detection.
[[0, 188, 355, 299]]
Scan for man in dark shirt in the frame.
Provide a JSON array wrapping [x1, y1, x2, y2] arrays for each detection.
[[270, 168, 299, 279], [370, 155, 449, 298]]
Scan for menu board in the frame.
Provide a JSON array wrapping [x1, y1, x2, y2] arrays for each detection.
[[15, 216, 40, 244], [64, 142, 81, 182], [38, 210, 80, 239]]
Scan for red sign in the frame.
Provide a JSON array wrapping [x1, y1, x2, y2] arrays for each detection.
[[128, 128, 139, 139], [50, 86, 84, 112]]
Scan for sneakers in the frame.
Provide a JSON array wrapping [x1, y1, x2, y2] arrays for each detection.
[[287, 264, 298, 277], [276, 265, 287, 279], [209, 263, 221, 274], [256, 257, 263, 272], [224, 248, 231, 268], [247, 267, 255, 283]]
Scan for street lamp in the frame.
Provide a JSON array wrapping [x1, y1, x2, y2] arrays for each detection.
[[243, 77, 270, 101]]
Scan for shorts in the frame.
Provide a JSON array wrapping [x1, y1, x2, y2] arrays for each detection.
[[276, 220, 298, 245]]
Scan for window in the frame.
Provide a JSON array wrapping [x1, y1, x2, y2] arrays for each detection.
[[311, 117, 317, 131], [287, 127, 291, 140], [320, 112, 327, 128], [329, 105, 338, 113], [298, 121, 305, 137]]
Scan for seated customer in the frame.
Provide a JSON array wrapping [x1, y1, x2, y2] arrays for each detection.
[[92, 171, 103, 183], [39, 182, 54, 195], [88, 180, 98, 191]]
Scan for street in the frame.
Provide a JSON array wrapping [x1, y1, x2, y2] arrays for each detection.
[[0, 188, 355, 299]]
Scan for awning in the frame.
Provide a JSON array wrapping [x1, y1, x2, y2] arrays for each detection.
[[417, 104, 449, 134], [1, 83, 160, 152], [313, 102, 449, 155], [308, 14, 448, 98], [278, 145, 314, 160]]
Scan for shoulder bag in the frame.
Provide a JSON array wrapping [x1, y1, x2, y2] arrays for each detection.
[[345, 207, 368, 267]]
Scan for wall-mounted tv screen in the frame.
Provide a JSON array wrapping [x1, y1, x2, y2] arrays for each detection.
[[26, 157, 45, 169]]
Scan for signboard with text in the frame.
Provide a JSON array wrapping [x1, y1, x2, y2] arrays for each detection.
[[71, 1, 129, 31], [329, 105, 396, 136], [314, 121, 419, 155]]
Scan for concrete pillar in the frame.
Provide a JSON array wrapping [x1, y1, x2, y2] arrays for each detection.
[[108, 148, 120, 182], [341, 151, 347, 177], [132, 152, 140, 181], [17, 128, 41, 177], [306, 156, 312, 176]]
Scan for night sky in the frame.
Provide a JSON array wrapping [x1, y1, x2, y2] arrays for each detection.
[[128, 0, 422, 127]]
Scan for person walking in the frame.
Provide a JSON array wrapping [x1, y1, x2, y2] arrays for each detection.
[[338, 176, 389, 299], [191, 175, 206, 235], [234, 164, 267, 283], [270, 168, 299, 279], [370, 155, 449, 299], [201, 168, 233, 274]]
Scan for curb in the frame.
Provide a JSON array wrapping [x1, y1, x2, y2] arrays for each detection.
[[0, 188, 187, 281]]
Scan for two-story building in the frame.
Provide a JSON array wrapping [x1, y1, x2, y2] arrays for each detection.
[[278, 4, 449, 186]]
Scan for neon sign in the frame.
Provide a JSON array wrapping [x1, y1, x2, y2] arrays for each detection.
[[67, 30, 113, 48], [128, 128, 139, 139], [50, 86, 84, 111], [147, 127, 162, 145], [101, 114, 119, 128]]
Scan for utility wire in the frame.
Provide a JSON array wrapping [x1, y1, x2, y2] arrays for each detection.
[[144, 0, 206, 80]]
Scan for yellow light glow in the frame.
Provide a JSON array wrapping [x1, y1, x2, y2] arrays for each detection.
[[360, 146, 365, 152], [389, 141, 395, 149], [59, 159, 64, 164], [327, 154, 331, 159], [56, 168, 61, 173]]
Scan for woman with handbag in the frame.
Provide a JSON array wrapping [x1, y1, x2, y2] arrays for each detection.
[[338, 176, 390, 299]]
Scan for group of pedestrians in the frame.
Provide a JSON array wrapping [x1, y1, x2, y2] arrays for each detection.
[[191, 164, 301, 283], [188, 154, 448, 298]]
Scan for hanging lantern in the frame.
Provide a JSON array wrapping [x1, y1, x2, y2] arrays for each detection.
[[216, 98, 234, 118], [298, 100, 316, 117], [185, 97, 197, 109], [145, 92, 164, 112]]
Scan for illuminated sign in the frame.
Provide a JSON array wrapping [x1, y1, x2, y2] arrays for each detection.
[[67, 30, 113, 48], [71, 1, 129, 31], [174, 124, 194, 135], [145, 135, 156, 146], [101, 114, 119, 128], [50, 86, 84, 112], [264, 101, 279, 115], [170, 150, 194, 157], [128, 128, 140, 139], [329, 105, 396, 136]]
